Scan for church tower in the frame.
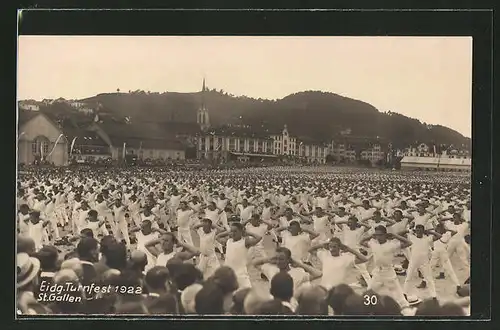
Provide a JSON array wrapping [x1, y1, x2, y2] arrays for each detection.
[[197, 78, 210, 131]]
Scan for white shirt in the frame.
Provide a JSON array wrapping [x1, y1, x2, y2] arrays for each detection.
[[317, 250, 354, 290], [312, 215, 330, 235], [113, 205, 126, 223], [282, 232, 311, 262], [279, 216, 300, 228], [412, 213, 432, 228], [445, 222, 469, 244], [44, 201, 55, 216], [18, 213, 30, 235], [177, 209, 194, 229], [32, 200, 46, 214], [28, 221, 45, 250], [189, 202, 202, 214], [261, 206, 273, 221], [78, 209, 90, 229], [170, 195, 182, 209], [340, 226, 365, 249], [95, 201, 111, 216], [245, 223, 268, 248], [387, 219, 409, 235], [315, 197, 329, 210], [135, 231, 160, 272], [225, 238, 248, 275], [156, 251, 177, 267], [357, 207, 376, 221], [368, 239, 401, 272], [289, 202, 302, 214], [198, 228, 217, 256], [216, 198, 228, 211], [238, 205, 255, 222], [463, 209, 471, 223], [128, 201, 141, 215], [408, 234, 433, 261], [260, 264, 310, 293], [204, 209, 220, 224]]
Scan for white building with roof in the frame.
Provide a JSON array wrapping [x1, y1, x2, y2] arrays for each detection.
[[401, 156, 470, 172]]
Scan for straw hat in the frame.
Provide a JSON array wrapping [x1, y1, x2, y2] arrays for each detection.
[[17, 253, 40, 289]]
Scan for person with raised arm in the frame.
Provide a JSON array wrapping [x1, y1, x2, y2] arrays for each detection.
[[336, 216, 372, 287], [191, 218, 225, 278], [254, 246, 322, 295], [402, 224, 440, 300], [360, 225, 412, 308], [145, 231, 200, 267], [216, 221, 262, 289], [275, 220, 319, 264], [309, 237, 369, 290]]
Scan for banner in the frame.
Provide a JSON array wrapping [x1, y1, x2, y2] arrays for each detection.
[[122, 142, 126, 159], [40, 142, 44, 159], [47, 134, 64, 157], [69, 137, 78, 156]]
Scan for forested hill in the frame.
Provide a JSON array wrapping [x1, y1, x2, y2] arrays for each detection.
[[75, 89, 470, 149]]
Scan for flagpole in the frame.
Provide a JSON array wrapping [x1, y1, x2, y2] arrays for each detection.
[[69, 137, 78, 157]]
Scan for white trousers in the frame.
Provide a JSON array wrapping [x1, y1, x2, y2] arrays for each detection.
[[114, 221, 131, 247], [447, 240, 470, 271], [55, 207, 68, 226], [370, 267, 409, 309], [197, 253, 221, 279], [354, 262, 372, 287], [46, 213, 60, 240], [177, 227, 194, 246], [430, 249, 461, 287], [403, 258, 437, 298]]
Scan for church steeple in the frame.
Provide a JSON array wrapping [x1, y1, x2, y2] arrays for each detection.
[[197, 77, 210, 131]]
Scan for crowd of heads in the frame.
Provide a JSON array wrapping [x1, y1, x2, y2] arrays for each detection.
[[17, 235, 470, 316]]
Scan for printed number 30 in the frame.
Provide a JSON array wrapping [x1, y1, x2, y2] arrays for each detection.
[[363, 295, 378, 306]]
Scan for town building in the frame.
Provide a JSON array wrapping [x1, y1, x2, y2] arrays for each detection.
[[89, 118, 186, 161], [402, 143, 470, 159], [360, 143, 385, 164], [294, 136, 329, 164], [329, 136, 388, 164], [197, 125, 277, 162], [193, 81, 328, 163], [78, 108, 95, 115], [271, 125, 297, 156], [18, 110, 69, 166], [18, 100, 40, 112]]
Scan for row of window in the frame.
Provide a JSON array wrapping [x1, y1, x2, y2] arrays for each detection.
[[31, 140, 49, 154], [127, 149, 182, 158]]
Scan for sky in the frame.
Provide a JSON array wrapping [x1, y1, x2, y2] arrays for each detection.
[[17, 36, 472, 137]]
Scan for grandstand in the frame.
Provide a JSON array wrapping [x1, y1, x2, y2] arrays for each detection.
[[401, 156, 471, 172]]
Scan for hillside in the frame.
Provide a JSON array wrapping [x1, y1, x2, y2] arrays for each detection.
[[40, 89, 470, 150]]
